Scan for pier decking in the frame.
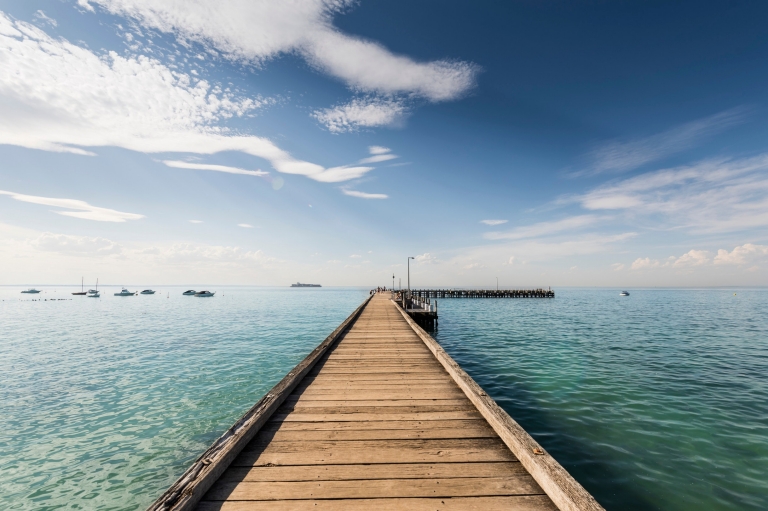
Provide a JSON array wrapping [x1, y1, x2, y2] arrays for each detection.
[[149, 294, 601, 511]]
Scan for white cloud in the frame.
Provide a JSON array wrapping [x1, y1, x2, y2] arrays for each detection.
[[0, 189, 144, 222], [310, 166, 375, 183], [415, 253, 437, 264], [80, 0, 478, 101], [578, 155, 768, 233], [484, 215, 600, 241], [505, 256, 515, 265], [0, 14, 367, 183], [189, 220, 203, 223], [714, 243, 768, 265], [611, 263, 625, 271], [237, 223, 253, 228], [163, 160, 268, 176], [480, 219, 508, 226], [350, 254, 361, 258], [674, 249, 710, 267], [313, 97, 407, 132], [30, 232, 123, 255], [631, 257, 660, 270], [369, 146, 391, 155], [342, 189, 388, 199], [33, 10, 57, 27], [586, 108, 746, 174], [359, 153, 398, 164]]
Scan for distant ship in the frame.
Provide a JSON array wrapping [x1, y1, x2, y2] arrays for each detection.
[[291, 282, 321, 287]]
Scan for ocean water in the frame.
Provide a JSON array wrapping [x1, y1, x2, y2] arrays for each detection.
[[0, 286, 369, 510], [434, 288, 768, 511], [1, 287, 766, 510]]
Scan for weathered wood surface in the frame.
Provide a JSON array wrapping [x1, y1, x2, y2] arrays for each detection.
[[193, 294, 575, 510]]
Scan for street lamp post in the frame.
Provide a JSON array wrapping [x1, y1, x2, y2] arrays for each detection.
[[407, 257, 415, 293], [392, 273, 395, 291]]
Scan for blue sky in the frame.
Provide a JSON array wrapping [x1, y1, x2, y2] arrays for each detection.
[[1, 0, 767, 287]]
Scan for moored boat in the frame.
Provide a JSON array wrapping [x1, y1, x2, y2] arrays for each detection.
[[194, 290, 215, 297], [620, 291, 630, 296], [21, 288, 41, 294], [140, 289, 156, 295], [87, 278, 100, 297], [183, 290, 197, 295], [114, 288, 136, 296], [72, 277, 87, 295]]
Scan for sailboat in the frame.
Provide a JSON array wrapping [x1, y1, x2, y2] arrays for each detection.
[[87, 278, 100, 298], [72, 277, 87, 296]]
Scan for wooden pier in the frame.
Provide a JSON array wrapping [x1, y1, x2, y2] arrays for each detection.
[[148, 293, 601, 511], [411, 289, 555, 298]]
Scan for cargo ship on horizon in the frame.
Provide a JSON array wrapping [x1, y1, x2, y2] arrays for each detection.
[[290, 282, 321, 287]]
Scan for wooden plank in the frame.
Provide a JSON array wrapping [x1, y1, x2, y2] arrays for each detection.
[[277, 404, 479, 414], [251, 426, 498, 442], [197, 495, 559, 511], [262, 419, 493, 432], [290, 390, 467, 400], [270, 410, 483, 422], [215, 462, 526, 482], [204, 475, 543, 500], [284, 398, 472, 408], [232, 438, 518, 466]]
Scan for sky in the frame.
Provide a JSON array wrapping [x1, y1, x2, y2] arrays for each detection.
[[1, 0, 768, 287]]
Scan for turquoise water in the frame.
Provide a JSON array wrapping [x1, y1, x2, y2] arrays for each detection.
[[0, 286, 368, 510], [434, 289, 768, 511], [1, 287, 766, 510]]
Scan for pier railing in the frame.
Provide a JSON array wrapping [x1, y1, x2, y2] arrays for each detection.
[[409, 288, 555, 298]]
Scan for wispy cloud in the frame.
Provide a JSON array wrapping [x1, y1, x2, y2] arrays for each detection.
[[342, 189, 388, 199], [359, 154, 398, 164], [585, 108, 746, 175], [578, 154, 768, 233], [369, 146, 391, 155], [163, 160, 268, 176], [484, 215, 600, 240], [0, 14, 373, 183], [313, 97, 408, 133], [81, 1, 478, 101], [311, 166, 375, 183], [0, 189, 143, 222], [189, 220, 203, 224], [31, 232, 123, 255], [237, 223, 254, 228], [480, 219, 508, 226]]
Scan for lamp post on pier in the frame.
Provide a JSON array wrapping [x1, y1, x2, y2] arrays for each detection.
[[407, 257, 415, 294], [392, 273, 395, 291]]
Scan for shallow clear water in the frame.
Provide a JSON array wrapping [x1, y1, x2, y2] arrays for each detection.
[[0, 286, 368, 510], [434, 289, 768, 511], [1, 287, 766, 510]]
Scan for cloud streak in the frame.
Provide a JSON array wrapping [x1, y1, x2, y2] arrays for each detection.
[[342, 189, 388, 199], [0, 189, 144, 222], [586, 108, 746, 174], [578, 154, 768, 233], [484, 215, 600, 240], [163, 160, 268, 176]]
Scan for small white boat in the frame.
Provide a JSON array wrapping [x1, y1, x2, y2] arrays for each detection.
[[183, 290, 197, 295], [195, 290, 215, 297], [87, 279, 100, 297], [620, 291, 630, 296], [140, 289, 156, 295], [21, 289, 41, 294], [114, 288, 136, 296]]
